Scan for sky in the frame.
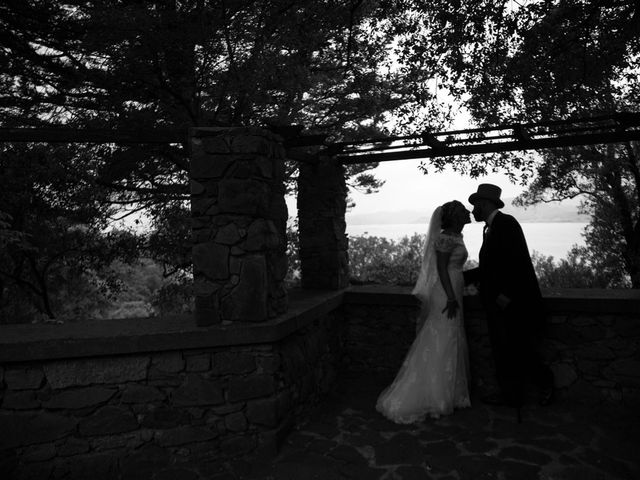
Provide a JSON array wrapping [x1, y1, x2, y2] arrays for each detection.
[[346, 161, 524, 215], [285, 160, 525, 220]]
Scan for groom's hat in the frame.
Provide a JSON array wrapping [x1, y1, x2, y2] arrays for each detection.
[[468, 183, 505, 208]]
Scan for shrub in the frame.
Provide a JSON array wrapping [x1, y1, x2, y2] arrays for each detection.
[[348, 234, 424, 285], [343, 234, 614, 289], [532, 247, 631, 289]]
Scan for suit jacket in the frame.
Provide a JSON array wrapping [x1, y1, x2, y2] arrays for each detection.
[[465, 211, 543, 317]]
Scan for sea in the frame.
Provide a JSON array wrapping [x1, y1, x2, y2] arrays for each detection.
[[346, 222, 588, 262]]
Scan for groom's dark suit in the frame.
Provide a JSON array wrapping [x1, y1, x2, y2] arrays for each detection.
[[465, 211, 553, 407]]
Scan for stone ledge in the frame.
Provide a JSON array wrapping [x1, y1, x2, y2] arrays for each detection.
[[541, 288, 640, 313], [1, 286, 637, 364], [0, 289, 344, 364], [343, 285, 640, 314]]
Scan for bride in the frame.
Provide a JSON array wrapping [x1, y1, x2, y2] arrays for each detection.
[[376, 200, 472, 423]]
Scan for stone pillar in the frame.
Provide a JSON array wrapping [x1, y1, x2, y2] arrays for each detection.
[[297, 155, 349, 289], [190, 127, 288, 326]]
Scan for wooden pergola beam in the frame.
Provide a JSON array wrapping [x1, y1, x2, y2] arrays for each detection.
[[0, 128, 187, 144], [1, 113, 638, 162], [0, 127, 328, 148], [336, 130, 640, 164]]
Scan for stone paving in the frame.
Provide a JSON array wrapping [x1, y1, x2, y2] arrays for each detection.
[[223, 372, 640, 480]]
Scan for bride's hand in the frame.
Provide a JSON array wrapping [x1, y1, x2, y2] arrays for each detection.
[[442, 299, 458, 319], [496, 293, 511, 310]]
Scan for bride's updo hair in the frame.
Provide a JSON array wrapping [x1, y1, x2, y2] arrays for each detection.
[[440, 200, 464, 229]]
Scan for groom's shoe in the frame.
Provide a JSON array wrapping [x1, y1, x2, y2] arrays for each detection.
[[539, 385, 555, 406], [481, 393, 507, 406]]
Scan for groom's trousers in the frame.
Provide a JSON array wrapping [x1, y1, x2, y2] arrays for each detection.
[[486, 302, 553, 407]]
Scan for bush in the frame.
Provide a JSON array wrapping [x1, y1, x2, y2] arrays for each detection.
[[285, 230, 478, 287], [532, 247, 631, 289], [342, 234, 613, 289], [348, 234, 424, 285], [0, 256, 193, 323], [285, 220, 301, 287], [348, 234, 478, 285]]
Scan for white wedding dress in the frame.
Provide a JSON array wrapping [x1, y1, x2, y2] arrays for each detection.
[[376, 219, 471, 423]]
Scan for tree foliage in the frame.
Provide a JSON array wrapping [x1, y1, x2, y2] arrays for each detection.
[[0, 142, 148, 320], [0, 0, 452, 318], [2, 1, 638, 321], [389, 0, 640, 286]]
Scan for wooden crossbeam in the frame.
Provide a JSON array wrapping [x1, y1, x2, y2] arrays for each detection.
[[0, 127, 327, 148], [0, 127, 187, 144], [332, 112, 640, 163], [421, 130, 444, 149], [336, 129, 640, 164], [1, 113, 638, 162]]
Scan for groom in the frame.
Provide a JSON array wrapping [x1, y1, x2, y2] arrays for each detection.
[[464, 184, 554, 411]]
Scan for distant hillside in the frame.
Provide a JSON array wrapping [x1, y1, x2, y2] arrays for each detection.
[[502, 198, 590, 223], [347, 198, 590, 225]]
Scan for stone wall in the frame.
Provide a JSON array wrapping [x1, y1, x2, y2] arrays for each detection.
[[190, 127, 288, 326], [543, 310, 640, 405], [342, 286, 640, 407], [0, 311, 344, 480], [2, 286, 637, 478], [463, 307, 640, 406], [343, 304, 420, 375]]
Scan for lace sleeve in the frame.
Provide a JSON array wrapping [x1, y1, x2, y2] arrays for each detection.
[[434, 233, 457, 253]]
